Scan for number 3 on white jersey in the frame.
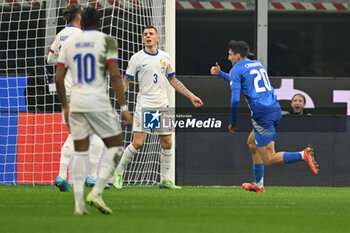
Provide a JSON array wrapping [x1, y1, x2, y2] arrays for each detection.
[[251, 68, 271, 93], [153, 73, 158, 83]]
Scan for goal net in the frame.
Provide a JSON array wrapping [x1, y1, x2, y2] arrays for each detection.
[[0, 0, 173, 186]]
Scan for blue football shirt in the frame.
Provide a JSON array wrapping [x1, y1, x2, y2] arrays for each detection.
[[218, 58, 280, 125]]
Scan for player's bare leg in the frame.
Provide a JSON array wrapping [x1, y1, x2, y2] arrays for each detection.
[[243, 131, 319, 193], [247, 130, 264, 165], [259, 142, 318, 173], [257, 141, 285, 166]]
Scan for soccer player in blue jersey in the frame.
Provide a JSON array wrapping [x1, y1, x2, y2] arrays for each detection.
[[210, 40, 319, 193]]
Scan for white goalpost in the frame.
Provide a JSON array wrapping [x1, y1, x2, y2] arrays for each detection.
[[0, 0, 175, 186], [164, 0, 175, 184]]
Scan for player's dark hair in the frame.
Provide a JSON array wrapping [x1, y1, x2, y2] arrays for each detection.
[[292, 93, 306, 104], [228, 40, 249, 58], [62, 4, 82, 23], [143, 25, 158, 34], [81, 6, 101, 29]]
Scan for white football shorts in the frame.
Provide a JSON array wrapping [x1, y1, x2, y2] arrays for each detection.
[[69, 108, 122, 140], [132, 104, 173, 135]]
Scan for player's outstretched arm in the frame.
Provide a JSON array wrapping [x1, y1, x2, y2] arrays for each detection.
[[108, 61, 133, 126], [168, 75, 203, 108]]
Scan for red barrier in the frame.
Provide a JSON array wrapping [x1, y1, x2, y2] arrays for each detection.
[[17, 113, 68, 184]]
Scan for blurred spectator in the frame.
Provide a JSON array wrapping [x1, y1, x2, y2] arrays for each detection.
[[284, 93, 311, 116]]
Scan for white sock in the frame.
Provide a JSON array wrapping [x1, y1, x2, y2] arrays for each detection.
[[92, 146, 124, 197], [59, 134, 74, 180], [255, 177, 264, 189], [88, 135, 104, 179], [300, 150, 304, 160], [160, 149, 172, 182], [115, 144, 138, 175], [71, 151, 88, 209]]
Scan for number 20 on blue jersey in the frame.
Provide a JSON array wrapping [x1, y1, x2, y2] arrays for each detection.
[[251, 68, 271, 93]]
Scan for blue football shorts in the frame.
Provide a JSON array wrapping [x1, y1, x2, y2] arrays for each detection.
[[252, 110, 282, 147]]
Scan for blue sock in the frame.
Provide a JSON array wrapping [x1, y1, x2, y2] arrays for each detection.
[[283, 152, 303, 164], [253, 163, 264, 185]]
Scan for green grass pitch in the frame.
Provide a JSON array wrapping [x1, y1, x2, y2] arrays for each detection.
[[1, 186, 350, 233]]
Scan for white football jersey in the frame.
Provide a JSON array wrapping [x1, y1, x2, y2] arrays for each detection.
[[48, 25, 82, 96], [57, 30, 119, 112], [125, 49, 175, 108]]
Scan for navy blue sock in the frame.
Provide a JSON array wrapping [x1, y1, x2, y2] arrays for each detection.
[[253, 163, 264, 184], [283, 152, 303, 164]]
